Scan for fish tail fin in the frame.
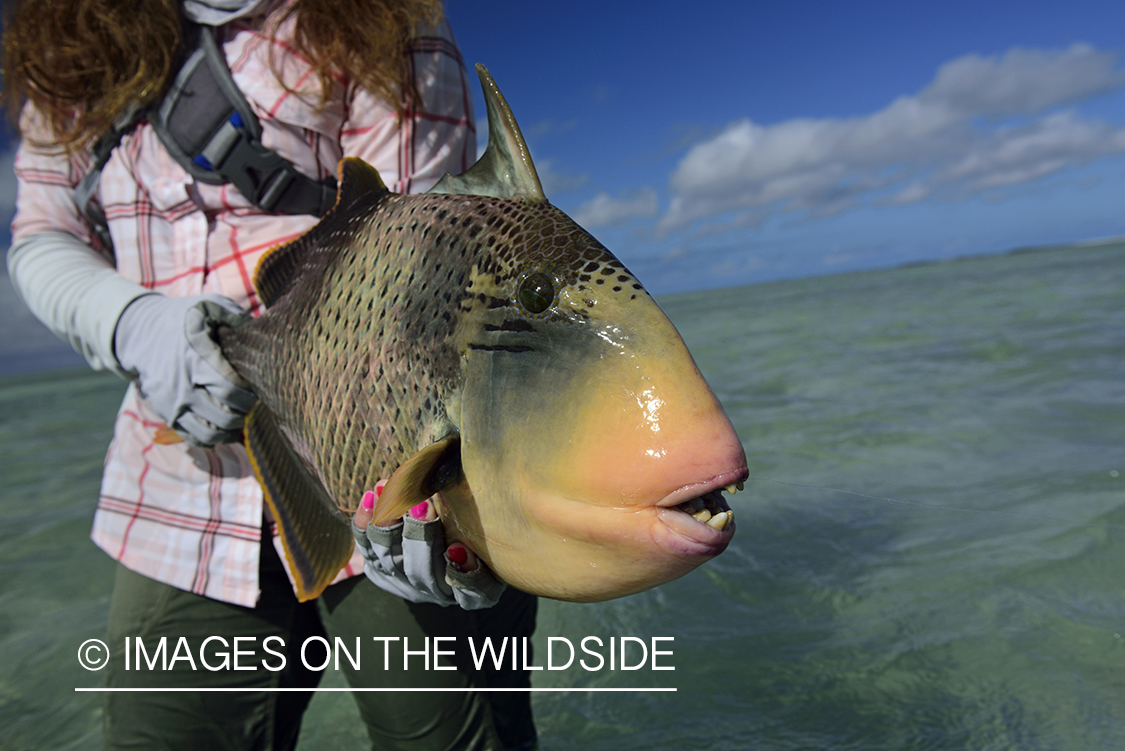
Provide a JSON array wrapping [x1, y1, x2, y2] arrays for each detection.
[[243, 402, 354, 601]]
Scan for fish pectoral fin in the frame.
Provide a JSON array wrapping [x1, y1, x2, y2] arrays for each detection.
[[243, 402, 354, 602], [373, 435, 463, 526]]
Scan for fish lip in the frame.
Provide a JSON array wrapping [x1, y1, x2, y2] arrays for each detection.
[[649, 466, 747, 558], [652, 505, 735, 558], [655, 467, 750, 508]]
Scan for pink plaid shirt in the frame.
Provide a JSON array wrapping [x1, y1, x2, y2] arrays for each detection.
[[11, 10, 475, 606]]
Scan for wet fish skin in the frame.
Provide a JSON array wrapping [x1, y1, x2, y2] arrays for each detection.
[[217, 65, 748, 602]]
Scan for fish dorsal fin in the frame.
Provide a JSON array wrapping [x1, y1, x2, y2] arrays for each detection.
[[428, 64, 546, 200], [253, 157, 390, 308], [372, 435, 463, 526]]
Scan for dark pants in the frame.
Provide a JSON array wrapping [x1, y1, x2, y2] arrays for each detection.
[[102, 539, 537, 750]]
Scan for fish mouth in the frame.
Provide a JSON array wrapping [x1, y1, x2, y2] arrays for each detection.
[[652, 468, 749, 556], [656, 469, 749, 510]]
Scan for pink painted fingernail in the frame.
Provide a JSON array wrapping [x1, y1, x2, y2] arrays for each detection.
[[361, 491, 375, 510], [447, 543, 469, 569], [410, 501, 430, 519]]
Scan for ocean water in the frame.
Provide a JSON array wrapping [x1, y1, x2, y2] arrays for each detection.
[[1, 242, 1123, 749]]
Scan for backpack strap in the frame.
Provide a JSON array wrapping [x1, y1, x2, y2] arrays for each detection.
[[77, 24, 337, 250], [74, 105, 147, 252], [150, 25, 337, 216]]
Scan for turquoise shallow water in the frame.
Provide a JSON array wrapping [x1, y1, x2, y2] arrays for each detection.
[[1, 243, 1123, 749]]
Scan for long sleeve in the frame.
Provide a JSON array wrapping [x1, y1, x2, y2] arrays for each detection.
[[13, 8, 481, 607], [339, 17, 477, 195], [7, 109, 152, 375], [7, 231, 151, 375]]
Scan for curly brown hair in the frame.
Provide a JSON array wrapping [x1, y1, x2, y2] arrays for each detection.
[[2, 0, 444, 151]]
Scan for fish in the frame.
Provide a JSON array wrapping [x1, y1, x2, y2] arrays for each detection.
[[215, 64, 749, 603]]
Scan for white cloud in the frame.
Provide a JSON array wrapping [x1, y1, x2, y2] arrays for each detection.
[[933, 111, 1125, 190], [573, 188, 659, 228], [921, 44, 1125, 117], [535, 159, 587, 195], [658, 44, 1125, 235]]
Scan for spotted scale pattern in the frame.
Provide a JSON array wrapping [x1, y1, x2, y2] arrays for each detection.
[[221, 181, 651, 515]]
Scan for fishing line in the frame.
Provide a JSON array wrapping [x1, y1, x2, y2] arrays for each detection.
[[743, 476, 1125, 531]]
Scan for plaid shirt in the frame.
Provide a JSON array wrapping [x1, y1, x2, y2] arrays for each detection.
[[11, 10, 475, 607]]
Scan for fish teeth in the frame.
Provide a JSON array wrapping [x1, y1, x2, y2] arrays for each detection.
[[673, 495, 734, 532], [706, 511, 732, 531]]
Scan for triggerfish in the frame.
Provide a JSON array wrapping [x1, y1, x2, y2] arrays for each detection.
[[215, 65, 749, 603]]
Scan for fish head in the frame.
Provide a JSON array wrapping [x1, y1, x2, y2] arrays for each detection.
[[371, 65, 746, 601], [427, 200, 747, 601]]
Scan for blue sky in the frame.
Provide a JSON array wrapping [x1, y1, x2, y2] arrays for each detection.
[[3, 1, 1124, 295], [445, 0, 1125, 292]]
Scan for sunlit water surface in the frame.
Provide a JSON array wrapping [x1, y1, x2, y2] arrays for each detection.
[[2, 243, 1123, 749]]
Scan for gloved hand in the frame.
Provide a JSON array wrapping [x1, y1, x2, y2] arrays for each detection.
[[353, 481, 507, 609], [114, 294, 256, 447]]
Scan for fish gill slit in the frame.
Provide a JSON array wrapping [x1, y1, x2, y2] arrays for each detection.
[[468, 344, 534, 353]]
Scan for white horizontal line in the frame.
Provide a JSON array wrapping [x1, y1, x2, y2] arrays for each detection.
[[76, 687, 676, 693]]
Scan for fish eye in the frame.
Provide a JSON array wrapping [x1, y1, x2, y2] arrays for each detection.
[[518, 272, 555, 314]]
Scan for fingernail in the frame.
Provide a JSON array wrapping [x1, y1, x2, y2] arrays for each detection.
[[447, 543, 469, 571], [361, 491, 375, 510], [410, 501, 429, 520], [354, 496, 373, 532], [375, 481, 385, 498]]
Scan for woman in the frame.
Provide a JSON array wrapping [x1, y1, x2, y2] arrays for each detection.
[[3, 1, 537, 748]]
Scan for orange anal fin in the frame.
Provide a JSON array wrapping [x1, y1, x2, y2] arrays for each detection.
[[243, 402, 354, 601], [153, 424, 184, 445]]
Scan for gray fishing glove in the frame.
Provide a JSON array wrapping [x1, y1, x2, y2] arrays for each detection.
[[352, 496, 506, 610], [114, 294, 256, 447]]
